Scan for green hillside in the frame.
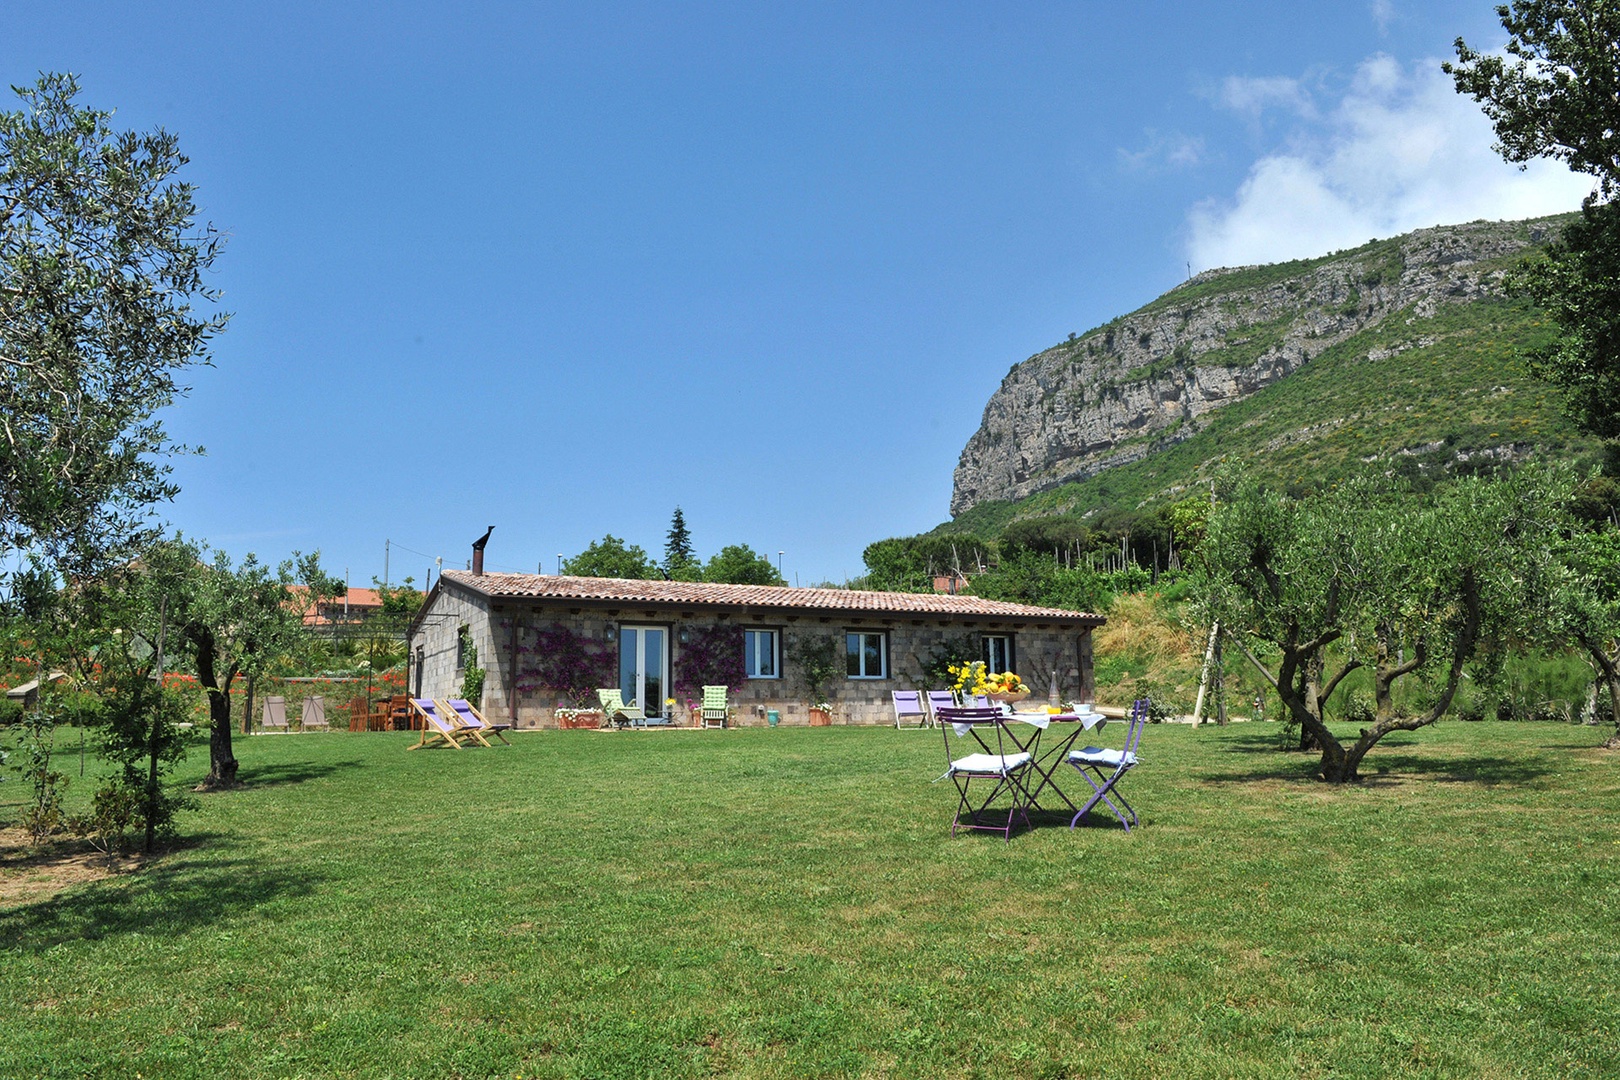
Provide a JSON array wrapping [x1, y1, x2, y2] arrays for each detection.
[[938, 256, 1599, 541]]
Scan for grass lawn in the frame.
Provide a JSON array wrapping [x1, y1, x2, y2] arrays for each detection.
[[2, 720, 1617, 1078]]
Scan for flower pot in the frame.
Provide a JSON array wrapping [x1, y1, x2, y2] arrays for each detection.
[[557, 709, 604, 730], [808, 707, 832, 726]]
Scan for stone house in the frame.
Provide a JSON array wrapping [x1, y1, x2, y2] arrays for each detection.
[[407, 569, 1105, 729]]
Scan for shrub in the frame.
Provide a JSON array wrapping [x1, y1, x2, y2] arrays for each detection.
[[518, 624, 615, 707], [673, 626, 746, 694]]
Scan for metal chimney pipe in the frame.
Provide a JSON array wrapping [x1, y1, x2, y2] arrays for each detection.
[[471, 525, 494, 576]]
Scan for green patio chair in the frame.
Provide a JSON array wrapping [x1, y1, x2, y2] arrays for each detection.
[[597, 688, 643, 728], [701, 685, 730, 728]]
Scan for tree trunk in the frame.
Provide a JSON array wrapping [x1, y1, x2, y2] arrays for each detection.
[[194, 631, 240, 789], [1374, 623, 1425, 722], [241, 672, 256, 736], [1581, 636, 1620, 750], [1323, 569, 1482, 782], [145, 692, 160, 853]]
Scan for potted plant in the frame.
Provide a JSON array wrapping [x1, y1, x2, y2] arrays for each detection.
[[789, 632, 841, 727], [555, 704, 604, 729]]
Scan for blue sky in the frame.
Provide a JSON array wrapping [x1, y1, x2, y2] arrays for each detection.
[[3, 2, 1589, 588]]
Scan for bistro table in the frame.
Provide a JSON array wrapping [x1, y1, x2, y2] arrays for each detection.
[[939, 705, 1108, 831], [1016, 708, 1108, 816]]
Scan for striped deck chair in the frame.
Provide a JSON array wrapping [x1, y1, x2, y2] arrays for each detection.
[[597, 688, 642, 728], [407, 698, 490, 749], [441, 698, 512, 745]]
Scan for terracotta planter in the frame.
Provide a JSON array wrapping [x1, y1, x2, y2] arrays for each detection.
[[808, 708, 832, 726], [557, 710, 604, 730]]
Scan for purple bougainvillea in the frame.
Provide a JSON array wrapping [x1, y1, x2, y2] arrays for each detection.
[[519, 623, 616, 707], [674, 625, 746, 694]]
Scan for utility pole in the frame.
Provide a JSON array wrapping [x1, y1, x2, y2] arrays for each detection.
[[384, 539, 390, 590]]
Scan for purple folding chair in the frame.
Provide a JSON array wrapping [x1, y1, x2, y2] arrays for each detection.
[[936, 705, 1035, 841], [892, 690, 930, 729], [443, 698, 513, 745], [1067, 698, 1148, 832], [925, 690, 956, 723]]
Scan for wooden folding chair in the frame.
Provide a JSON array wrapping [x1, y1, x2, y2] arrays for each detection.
[[892, 690, 930, 729], [440, 698, 512, 745], [407, 698, 490, 749], [1067, 698, 1147, 832]]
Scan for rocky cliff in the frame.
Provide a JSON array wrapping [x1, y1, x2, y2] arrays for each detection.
[[950, 216, 1568, 517]]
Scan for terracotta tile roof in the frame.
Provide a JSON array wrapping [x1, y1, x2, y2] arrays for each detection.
[[439, 570, 1104, 624]]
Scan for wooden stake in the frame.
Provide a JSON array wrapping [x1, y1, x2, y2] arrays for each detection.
[[1191, 620, 1219, 726]]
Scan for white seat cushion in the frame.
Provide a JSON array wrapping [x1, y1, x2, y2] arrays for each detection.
[[1069, 748, 1138, 767], [949, 752, 1031, 775]]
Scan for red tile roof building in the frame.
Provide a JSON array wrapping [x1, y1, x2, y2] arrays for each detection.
[[408, 571, 1104, 730]]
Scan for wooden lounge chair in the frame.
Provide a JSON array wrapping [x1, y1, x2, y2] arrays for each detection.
[[440, 698, 512, 745], [597, 688, 642, 728], [700, 685, 730, 728], [407, 698, 490, 749]]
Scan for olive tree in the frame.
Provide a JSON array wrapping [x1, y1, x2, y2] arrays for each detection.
[[1203, 470, 1568, 782], [159, 537, 308, 789], [0, 73, 225, 579], [1557, 525, 1620, 748]]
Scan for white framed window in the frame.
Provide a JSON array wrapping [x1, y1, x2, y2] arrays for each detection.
[[982, 634, 1014, 673], [745, 628, 780, 679], [845, 631, 887, 679]]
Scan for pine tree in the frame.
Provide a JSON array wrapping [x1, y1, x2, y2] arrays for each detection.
[[664, 507, 697, 578]]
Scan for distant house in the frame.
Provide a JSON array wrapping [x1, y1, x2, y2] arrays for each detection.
[[287, 586, 385, 627], [407, 568, 1105, 729]]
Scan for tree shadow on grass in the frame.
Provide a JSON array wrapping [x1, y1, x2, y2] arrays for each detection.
[[1195, 752, 1555, 787], [0, 842, 323, 952], [235, 759, 365, 789]]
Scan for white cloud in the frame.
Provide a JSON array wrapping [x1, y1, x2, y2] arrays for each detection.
[[1119, 130, 1206, 172], [1372, 0, 1395, 35], [1217, 75, 1317, 122], [1187, 55, 1593, 272]]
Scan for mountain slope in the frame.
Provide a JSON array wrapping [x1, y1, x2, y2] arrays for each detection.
[[942, 214, 1597, 534]]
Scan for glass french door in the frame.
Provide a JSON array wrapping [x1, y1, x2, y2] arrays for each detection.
[[618, 626, 667, 718]]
